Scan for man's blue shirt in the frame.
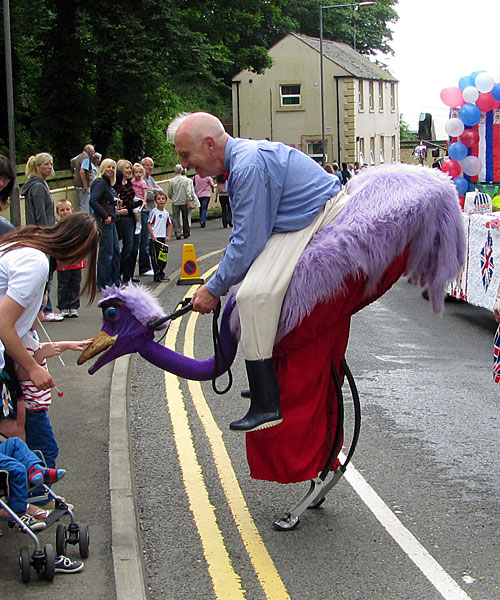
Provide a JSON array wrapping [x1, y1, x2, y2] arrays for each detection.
[[206, 137, 340, 297]]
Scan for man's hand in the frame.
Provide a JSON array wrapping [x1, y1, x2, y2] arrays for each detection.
[[192, 285, 219, 314]]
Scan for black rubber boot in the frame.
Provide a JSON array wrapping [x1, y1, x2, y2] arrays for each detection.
[[230, 359, 282, 432]]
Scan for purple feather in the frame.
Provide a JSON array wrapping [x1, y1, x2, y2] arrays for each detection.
[[275, 164, 465, 341], [99, 283, 167, 328]]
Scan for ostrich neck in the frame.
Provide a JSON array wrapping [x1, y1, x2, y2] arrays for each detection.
[[138, 299, 239, 381]]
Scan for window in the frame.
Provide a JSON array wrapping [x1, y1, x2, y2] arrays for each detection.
[[358, 81, 364, 111], [391, 136, 396, 162], [306, 140, 325, 163], [280, 84, 301, 107], [390, 83, 395, 112], [359, 138, 365, 165], [369, 81, 374, 111], [370, 137, 375, 165], [378, 82, 384, 112], [379, 136, 385, 163]]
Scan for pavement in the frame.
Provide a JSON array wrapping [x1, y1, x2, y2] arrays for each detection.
[[0, 218, 231, 598]]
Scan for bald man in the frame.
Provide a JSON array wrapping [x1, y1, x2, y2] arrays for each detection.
[[170, 112, 346, 432]]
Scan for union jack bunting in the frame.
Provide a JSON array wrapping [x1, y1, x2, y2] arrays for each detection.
[[494, 327, 500, 384], [480, 231, 494, 292], [486, 218, 500, 230]]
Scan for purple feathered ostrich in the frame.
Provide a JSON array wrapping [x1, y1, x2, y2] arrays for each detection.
[[78, 164, 465, 526]]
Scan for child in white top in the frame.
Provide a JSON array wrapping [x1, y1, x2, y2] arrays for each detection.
[[131, 163, 148, 235], [147, 191, 173, 282]]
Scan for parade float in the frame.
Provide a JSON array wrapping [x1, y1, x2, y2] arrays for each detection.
[[440, 71, 500, 309]]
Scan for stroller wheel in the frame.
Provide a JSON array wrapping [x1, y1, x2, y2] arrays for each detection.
[[44, 544, 55, 581], [19, 546, 31, 583], [56, 524, 67, 556], [78, 523, 90, 558]]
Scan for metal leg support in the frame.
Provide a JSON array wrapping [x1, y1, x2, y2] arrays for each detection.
[[272, 359, 361, 531]]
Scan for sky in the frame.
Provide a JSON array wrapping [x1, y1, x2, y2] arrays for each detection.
[[378, 0, 500, 130]]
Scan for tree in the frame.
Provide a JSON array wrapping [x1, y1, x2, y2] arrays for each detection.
[[400, 115, 416, 143], [282, 0, 398, 56], [1, 0, 399, 166]]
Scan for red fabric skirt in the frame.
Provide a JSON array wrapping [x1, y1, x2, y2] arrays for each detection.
[[246, 251, 408, 483]]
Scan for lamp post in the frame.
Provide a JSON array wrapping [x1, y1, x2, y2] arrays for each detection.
[[320, 1, 375, 166]]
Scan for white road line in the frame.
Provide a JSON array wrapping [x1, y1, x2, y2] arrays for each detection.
[[340, 452, 473, 600]]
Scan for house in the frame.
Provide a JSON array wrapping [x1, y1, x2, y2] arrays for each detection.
[[232, 33, 399, 167]]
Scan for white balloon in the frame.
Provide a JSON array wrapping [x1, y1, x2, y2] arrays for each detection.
[[475, 72, 495, 93], [462, 85, 479, 103], [445, 118, 465, 137], [462, 155, 482, 176]]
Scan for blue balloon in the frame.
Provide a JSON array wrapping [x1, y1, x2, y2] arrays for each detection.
[[448, 141, 468, 161], [492, 83, 500, 102], [453, 176, 469, 196], [459, 75, 473, 91], [470, 69, 486, 81], [459, 103, 481, 126]]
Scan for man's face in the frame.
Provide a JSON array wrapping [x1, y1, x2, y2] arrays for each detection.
[[175, 131, 213, 178], [143, 160, 154, 176]]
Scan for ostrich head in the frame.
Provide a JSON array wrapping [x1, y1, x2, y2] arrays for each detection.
[[77, 284, 168, 374]]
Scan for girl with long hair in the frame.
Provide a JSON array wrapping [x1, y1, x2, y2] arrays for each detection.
[[0, 212, 99, 391]]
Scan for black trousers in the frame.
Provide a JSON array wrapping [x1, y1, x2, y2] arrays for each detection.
[[57, 269, 82, 310], [219, 194, 232, 227], [149, 237, 168, 279]]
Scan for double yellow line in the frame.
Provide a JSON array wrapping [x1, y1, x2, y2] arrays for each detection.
[[163, 266, 290, 600]]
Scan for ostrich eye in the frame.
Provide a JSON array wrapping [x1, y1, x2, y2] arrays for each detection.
[[104, 306, 119, 321]]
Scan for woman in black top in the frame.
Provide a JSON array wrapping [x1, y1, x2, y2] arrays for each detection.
[[90, 159, 123, 289]]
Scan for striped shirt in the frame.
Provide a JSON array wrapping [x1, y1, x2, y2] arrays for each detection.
[[20, 330, 52, 410]]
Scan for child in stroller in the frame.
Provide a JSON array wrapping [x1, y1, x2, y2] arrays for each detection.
[[0, 436, 84, 577]]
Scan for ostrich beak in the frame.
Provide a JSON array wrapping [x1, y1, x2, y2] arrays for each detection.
[[77, 330, 118, 366]]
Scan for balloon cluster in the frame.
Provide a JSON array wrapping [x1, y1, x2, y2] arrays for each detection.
[[440, 70, 500, 196]]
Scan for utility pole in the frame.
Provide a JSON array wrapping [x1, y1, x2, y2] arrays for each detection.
[[3, 0, 21, 226]]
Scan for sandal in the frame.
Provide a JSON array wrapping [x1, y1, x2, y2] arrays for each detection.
[[27, 504, 51, 520]]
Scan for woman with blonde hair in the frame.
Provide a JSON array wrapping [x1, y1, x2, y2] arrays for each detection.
[[114, 159, 139, 283], [90, 158, 125, 289], [0, 212, 99, 392], [21, 152, 63, 321], [21, 153, 55, 227]]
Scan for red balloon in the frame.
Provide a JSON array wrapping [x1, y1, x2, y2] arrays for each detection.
[[460, 129, 480, 148], [475, 92, 496, 112], [441, 159, 462, 179]]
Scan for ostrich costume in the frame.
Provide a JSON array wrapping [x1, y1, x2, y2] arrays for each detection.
[[79, 164, 465, 484]]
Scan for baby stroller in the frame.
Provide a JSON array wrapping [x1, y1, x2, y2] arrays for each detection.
[[0, 433, 90, 583]]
